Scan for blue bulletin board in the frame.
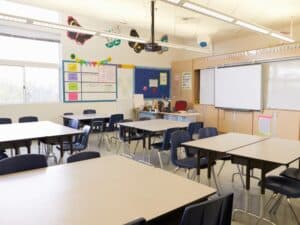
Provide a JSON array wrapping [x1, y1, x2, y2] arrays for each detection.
[[134, 67, 171, 98]]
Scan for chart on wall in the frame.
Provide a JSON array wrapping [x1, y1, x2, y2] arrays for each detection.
[[134, 67, 170, 98], [63, 60, 117, 102]]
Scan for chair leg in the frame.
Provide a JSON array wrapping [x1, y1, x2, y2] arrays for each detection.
[[133, 141, 139, 155], [237, 165, 246, 188], [269, 194, 283, 215], [157, 151, 164, 169], [255, 193, 278, 225], [287, 198, 300, 225], [217, 161, 226, 176], [174, 167, 180, 173], [186, 169, 190, 179], [211, 166, 222, 195]]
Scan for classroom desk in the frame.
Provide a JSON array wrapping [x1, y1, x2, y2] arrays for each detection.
[[0, 155, 216, 225], [230, 138, 300, 194], [182, 133, 267, 181], [63, 113, 110, 122], [161, 112, 200, 122], [0, 121, 82, 160], [119, 119, 189, 150]]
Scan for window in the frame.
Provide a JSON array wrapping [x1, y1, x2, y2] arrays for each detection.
[[0, 35, 60, 104]]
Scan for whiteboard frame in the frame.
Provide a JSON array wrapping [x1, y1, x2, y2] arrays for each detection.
[[62, 60, 118, 103]]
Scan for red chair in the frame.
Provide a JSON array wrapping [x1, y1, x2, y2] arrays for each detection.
[[175, 100, 187, 111]]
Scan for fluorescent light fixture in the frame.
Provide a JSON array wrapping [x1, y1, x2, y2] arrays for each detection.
[[0, 14, 27, 23], [100, 32, 147, 43], [235, 20, 269, 34], [270, 33, 295, 43], [157, 41, 210, 53], [33, 21, 97, 35], [182, 2, 234, 22], [165, 0, 181, 4]]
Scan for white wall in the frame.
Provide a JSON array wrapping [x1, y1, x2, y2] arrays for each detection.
[[0, 13, 195, 122]]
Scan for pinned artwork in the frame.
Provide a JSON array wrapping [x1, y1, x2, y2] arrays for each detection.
[[67, 16, 93, 45], [158, 35, 169, 54]]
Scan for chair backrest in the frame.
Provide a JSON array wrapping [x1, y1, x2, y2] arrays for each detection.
[[63, 112, 74, 126], [108, 114, 124, 129], [0, 117, 12, 124], [0, 154, 47, 175], [187, 122, 204, 138], [180, 193, 234, 225], [198, 127, 218, 139], [175, 100, 187, 111], [67, 151, 100, 163], [18, 116, 38, 123], [77, 125, 92, 148], [83, 109, 96, 114], [67, 119, 80, 129], [161, 127, 181, 150], [119, 119, 133, 140], [124, 218, 146, 225], [170, 130, 191, 164], [139, 117, 151, 121]]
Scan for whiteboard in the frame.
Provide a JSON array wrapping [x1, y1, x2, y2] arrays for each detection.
[[215, 65, 262, 110], [200, 68, 215, 105], [266, 60, 300, 110]]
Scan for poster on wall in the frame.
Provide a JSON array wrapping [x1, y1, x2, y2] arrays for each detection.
[[182, 72, 192, 89], [258, 114, 272, 136], [160, 72, 167, 85]]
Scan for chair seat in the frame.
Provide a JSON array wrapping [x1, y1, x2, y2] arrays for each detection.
[[121, 134, 144, 142], [280, 168, 300, 181], [151, 142, 170, 151], [175, 157, 216, 169], [0, 152, 8, 160], [259, 176, 300, 198], [56, 143, 85, 152]]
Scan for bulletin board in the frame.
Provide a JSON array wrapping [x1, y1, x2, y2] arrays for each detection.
[[63, 60, 117, 102], [134, 67, 170, 98]]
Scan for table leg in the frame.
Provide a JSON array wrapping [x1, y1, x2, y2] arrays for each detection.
[[246, 161, 251, 190], [197, 151, 201, 182], [69, 136, 73, 155], [147, 134, 152, 163], [261, 166, 266, 195], [207, 152, 212, 179]]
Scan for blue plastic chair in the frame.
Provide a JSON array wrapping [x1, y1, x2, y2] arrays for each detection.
[[56, 125, 91, 160], [104, 114, 124, 132], [170, 130, 215, 178], [83, 109, 96, 114], [67, 151, 100, 163], [187, 122, 204, 139], [180, 193, 234, 225], [63, 112, 74, 126], [257, 173, 300, 224], [17, 116, 39, 154], [151, 127, 180, 168], [0, 118, 12, 124], [0, 154, 47, 175], [18, 116, 38, 123], [0, 118, 12, 157]]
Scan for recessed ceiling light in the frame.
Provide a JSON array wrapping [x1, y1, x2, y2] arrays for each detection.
[[270, 33, 295, 43], [235, 20, 269, 34], [182, 2, 234, 23]]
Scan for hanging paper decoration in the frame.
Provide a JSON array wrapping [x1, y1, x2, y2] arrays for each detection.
[[128, 29, 145, 54], [67, 16, 93, 45], [157, 35, 169, 55], [70, 54, 112, 67], [104, 26, 122, 48]]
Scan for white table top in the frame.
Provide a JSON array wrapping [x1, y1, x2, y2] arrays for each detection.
[[0, 155, 216, 225], [229, 138, 300, 165], [63, 114, 110, 121], [0, 121, 82, 143], [119, 119, 189, 132], [182, 133, 267, 153]]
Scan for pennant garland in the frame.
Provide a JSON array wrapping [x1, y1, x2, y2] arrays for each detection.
[[70, 54, 112, 67]]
